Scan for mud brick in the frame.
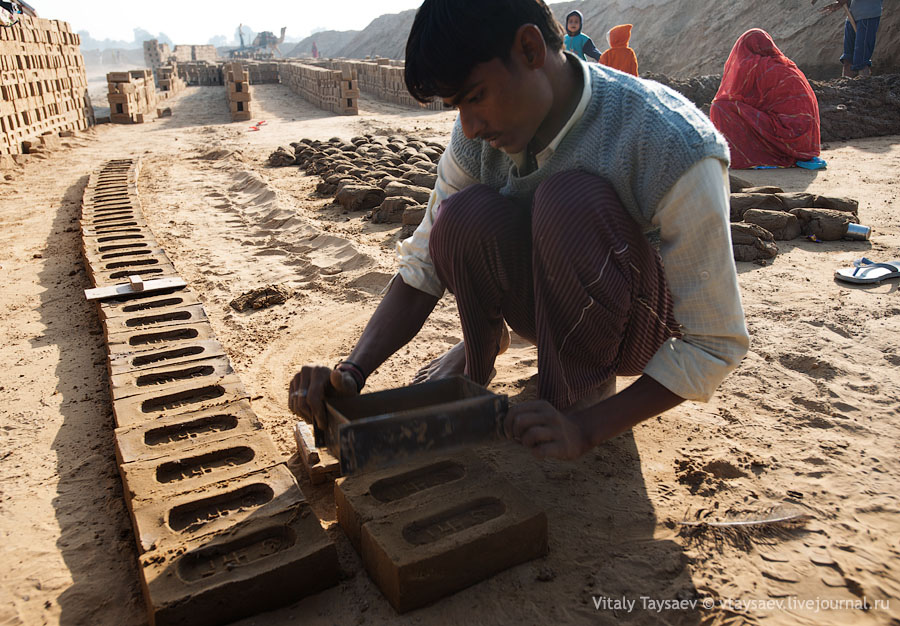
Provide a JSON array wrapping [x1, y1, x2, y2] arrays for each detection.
[[109, 354, 234, 401], [130, 463, 300, 553], [105, 322, 220, 357], [102, 303, 208, 338], [360, 476, 548, 612], [138, 496, 338, 626], [114, 399, 263, 465], [108, 338, 225, 378], [111, 373, 248, 429], [82, 231, 154, 251], [89, 260, 179, 288], [82, 236, 152, 261], [293, 421, 339, 485], [335, 452, 490, 551], [232, 111, 252, 122], [229, 91, 251, 103], [119, 430, 282, 511], [98, 287, 201, 321]]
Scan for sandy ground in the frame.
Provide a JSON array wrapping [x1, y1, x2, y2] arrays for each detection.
[[1, 83, 898, 626]]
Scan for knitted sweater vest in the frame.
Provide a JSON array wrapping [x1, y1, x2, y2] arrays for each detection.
[[449, 63, 731, 231]]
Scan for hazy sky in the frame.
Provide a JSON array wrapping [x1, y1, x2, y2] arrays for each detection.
[[35, 1, 427, 43]]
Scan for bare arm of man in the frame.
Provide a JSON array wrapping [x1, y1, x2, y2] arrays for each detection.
[[288, 275, 440, 428]]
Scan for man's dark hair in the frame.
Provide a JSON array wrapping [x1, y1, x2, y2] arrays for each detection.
[[405, 0, 565, 103]]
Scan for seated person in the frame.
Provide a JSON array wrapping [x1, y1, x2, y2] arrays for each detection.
[[709, 29, 821, 169]]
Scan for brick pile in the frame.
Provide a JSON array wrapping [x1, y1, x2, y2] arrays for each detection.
[[177, 61, 223, 86], [79, 158, 339, 625], [156, 62, 185, 94], [278, 61, 358, 115], [106, 69, 157, 124], [172, 45, 193, 63], [0, 15, 93, 158], [244, 60, 280, 84], [224, 61, 252, 121], [328, 59, 442, 111], [142, 39, 171, 70]]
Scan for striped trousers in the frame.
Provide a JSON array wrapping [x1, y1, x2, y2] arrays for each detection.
[[429, 170, 680, 410]]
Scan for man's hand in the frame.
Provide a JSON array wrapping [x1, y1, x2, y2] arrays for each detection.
[[288, 365, 358, 430], [503, 400, 590, 460]]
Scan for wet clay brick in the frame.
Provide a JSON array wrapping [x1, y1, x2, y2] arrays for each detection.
[[112, 374, 248, 428], [114, 399, 263, 465], [109, 354, 234, 401], [360, 478, 548, 612], [109, 339, 226, 377], [335, 452, 489, 552], [119, 431, 282, 513], [98, 287, 201, 320], [293, 421, 339, 485], [89, 260, 179, 289], [105, 322, 219, 357], [138, 498, 338, 626], [130, 464, 302, 554], [81, 217, 150, 236], [103, 303, 209, 339]]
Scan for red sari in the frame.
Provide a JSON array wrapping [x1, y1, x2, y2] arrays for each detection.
[[710, 29, 820, 169]]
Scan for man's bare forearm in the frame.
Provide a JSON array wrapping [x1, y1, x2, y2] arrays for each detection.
[[572, 374, 685, 445], [346, 275, 440, 378]]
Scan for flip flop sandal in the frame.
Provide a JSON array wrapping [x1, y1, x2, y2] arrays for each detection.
[[834, 257, 900, 284]]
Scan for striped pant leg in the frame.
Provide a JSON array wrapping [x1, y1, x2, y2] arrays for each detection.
[[532, 171, 680, 410], [429, 184, 536, 385]]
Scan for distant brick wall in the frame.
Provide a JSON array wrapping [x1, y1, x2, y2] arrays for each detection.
[[278, 61, 358, 116], [306, 59, 442, 111], [0, 15, 94, 156]]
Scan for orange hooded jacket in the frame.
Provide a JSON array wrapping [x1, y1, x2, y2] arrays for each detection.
[[599, 24, 638, 76]]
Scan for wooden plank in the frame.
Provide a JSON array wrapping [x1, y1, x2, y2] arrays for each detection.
[[84, 276, 186, 301]]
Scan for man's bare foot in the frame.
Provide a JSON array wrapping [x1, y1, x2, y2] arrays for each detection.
[[412, 324, 511, 384], [842, 62, 857, 78], [858, 65, 872, 78]]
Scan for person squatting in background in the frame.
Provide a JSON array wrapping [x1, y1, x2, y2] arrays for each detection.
[[709, 29, 822, 169]]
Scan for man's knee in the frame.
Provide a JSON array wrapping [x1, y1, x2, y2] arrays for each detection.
[[532, 171, 624, 240], [430, 184, 523, 262]]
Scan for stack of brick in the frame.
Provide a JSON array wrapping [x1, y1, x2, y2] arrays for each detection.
[[322, 59, 442, 111], [0, 15, 94, 159], [156, 62, 185, 94], [278, 61, 358, 116], [107, 69, 158, 124], [191, 45, 218, 63], [245, 61, 280, 84], [177, 61, 223, 86], [79, 158, 340, 625], [224, 61, 252, 121], [142, 39, 170, 70], [172, 45, 193, 63]]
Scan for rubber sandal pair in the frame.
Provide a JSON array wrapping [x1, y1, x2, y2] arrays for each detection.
[[834, 258, 900, 284]]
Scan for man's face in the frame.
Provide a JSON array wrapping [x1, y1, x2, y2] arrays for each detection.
[[442, 56, 551, 155], [566, 15, 581, 35]]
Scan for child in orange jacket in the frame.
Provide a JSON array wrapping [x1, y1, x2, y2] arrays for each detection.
[[599, 24, 638, 76]]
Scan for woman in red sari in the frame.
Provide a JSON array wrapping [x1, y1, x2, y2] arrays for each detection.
[[710, 29, 821, 169]]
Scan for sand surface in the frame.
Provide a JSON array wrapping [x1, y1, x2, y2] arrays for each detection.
[[1, 83, 898, 625]]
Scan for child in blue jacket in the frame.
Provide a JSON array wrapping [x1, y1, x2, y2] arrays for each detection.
[[564, 10, 601, 61]]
